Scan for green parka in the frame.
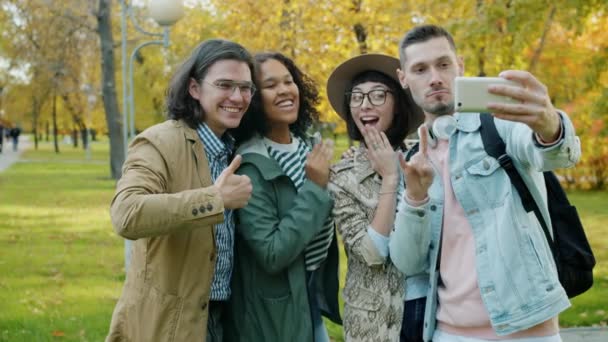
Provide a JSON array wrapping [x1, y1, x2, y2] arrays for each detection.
[[225, 135, 341, 342]]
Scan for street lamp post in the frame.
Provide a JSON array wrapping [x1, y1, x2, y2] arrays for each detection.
[[120, 0, 184, 271], [120, 0, 184, 156]]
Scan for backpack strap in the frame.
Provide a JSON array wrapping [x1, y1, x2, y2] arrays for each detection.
[[405, 142, 419, 162], [478, 114, 557, 254]]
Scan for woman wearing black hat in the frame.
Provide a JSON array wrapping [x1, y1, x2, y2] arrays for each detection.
[[327, 54, 433, 342]]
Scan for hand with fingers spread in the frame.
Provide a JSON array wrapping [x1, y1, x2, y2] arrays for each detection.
[[306, 139, 335, 188], [399, 125, 434, 202], [362, 127, 399, 183], [487, 70, 562, 143], [215, 155, 253, 209]]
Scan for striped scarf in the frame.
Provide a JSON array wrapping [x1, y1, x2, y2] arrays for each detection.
[[266, 136, 335, 271]]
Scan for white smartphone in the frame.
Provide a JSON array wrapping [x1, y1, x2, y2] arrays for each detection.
[[454, 76, 521, 113]]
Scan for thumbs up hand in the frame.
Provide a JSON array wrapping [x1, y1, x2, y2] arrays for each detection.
[[215, 155, 252, 209]]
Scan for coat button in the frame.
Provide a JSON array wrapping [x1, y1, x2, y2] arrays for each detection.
[[209, 253, 215, 262], [192, 208, 198, 216], [483, 160, 490, 170], [199, 206, 206, 213], [201, 302, 207, 310], [417, 210, 425, 217], [430, 205, 437, 211], [207, 203, 214, 211]]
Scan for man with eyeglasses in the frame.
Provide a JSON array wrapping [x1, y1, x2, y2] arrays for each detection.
[[107, 39, 255, 342]]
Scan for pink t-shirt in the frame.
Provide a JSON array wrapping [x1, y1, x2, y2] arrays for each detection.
[[428, 139, 558, 339]]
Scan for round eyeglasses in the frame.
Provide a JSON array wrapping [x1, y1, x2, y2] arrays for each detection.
[[346, 89, 393, 107]]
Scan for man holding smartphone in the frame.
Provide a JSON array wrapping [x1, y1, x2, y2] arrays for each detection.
[[389, 25, 581, 342]]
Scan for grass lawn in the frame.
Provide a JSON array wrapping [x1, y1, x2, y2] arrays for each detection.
[[0, 138, 606, 341]]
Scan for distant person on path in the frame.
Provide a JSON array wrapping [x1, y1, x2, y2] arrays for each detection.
[[9, 125, 21, 151], [106, 39, 254, 342]]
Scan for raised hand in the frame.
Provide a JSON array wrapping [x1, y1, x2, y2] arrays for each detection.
[[399, 125, 434, 202], [361, 127, 398, 182], [487, 70, 561, 143], [305, 139, 334, 188], [215, 155, 253, 209]]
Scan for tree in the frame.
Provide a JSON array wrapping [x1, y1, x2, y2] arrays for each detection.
[[97, 0, 125, 179]]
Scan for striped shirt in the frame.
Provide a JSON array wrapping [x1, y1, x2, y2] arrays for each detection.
[[196, 123, 235, 301], [264, 135, 335, 271]]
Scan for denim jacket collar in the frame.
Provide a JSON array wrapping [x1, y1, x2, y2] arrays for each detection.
[[454, 112, 481, 133]]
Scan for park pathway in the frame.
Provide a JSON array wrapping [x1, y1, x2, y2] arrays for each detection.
[[561, 327, 608, 342], [0, 135, 31, 172]]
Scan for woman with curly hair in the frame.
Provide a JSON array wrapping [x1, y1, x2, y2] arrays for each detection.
[[225, 52, 341, 342]]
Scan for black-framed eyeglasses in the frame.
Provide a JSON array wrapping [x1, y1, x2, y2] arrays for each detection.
[[346, 89, 393, 107], [204, 80, 256, 98]]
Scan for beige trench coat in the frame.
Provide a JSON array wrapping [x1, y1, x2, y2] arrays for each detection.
[[106, 120, 224, 342]]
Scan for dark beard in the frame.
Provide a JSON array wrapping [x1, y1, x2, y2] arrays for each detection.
[[425, 101, 454, 116]]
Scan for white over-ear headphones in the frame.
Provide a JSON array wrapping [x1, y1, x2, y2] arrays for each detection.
[[419, 115, 457, 148], [432, 115, 457, 140]]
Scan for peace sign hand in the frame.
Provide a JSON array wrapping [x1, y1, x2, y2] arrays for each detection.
[[399, 125, 434, 202]]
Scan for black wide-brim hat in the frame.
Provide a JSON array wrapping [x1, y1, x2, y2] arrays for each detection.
[[326, 53, 423, 135]]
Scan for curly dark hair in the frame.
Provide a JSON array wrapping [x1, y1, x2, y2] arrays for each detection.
[[165, 39, 255, 129], [343, 70, 421, 148], [232, 52, 320, 144]]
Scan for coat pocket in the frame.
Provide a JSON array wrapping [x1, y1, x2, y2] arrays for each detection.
[[126, 284, 183, 342]]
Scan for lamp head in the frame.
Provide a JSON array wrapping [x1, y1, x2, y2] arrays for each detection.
[[148, 0, 184, 27]]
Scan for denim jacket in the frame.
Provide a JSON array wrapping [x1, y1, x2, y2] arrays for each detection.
[[391, 112, 581, 341]]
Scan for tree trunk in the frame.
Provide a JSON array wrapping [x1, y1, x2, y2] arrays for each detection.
[[52, 90, 59, 153], [32, 97, 39, 150], [528, 5, 556, 72], [349, 0, 367, 147], [81, 129, 89, 150], [97, 0, 125, 179], [72, 128, 79, 148], [476, 0, 486, 76], [280, 0, 295, 57]]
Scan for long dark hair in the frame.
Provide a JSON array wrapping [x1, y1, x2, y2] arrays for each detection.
[[233, 52, 320, 144], [343, 70, 419, 148], [165, 39, 254, 129]]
